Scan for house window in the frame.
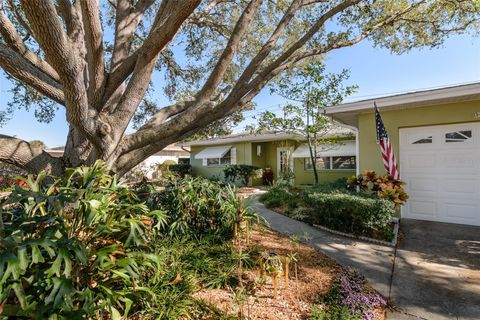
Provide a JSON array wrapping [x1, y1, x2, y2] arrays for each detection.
[[331, 156, 356, 170], [445, 130, 472, 143], [304, 157, 330, 170], [207, 149, 232, 166], [412, 136, 433, 144], [305, 156, 355, 170]]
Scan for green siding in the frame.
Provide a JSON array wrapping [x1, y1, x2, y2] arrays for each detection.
[[190, 142, 251, 180], [358, 100, 480, 173], [293, 157, 355, 186], [190, 139, 356, 186]]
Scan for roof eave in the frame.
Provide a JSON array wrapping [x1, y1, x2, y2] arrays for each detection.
[[325, 82, 480, 128]]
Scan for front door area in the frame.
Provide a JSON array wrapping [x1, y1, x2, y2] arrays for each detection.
[[277, 147, 294, 178], [399, 122, 480, 226]]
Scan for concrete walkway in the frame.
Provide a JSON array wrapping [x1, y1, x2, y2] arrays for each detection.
[[251, 199, 395, 297], [251, 199, 480, 320]]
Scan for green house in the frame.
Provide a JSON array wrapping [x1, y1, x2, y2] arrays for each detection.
[[181, 131, 357, 186], [326, 82, 480, 226]]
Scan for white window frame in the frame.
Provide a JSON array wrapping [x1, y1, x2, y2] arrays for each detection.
[[206, 149, 231, 166], [202, 148, 236, 166], [304, 155, 356, 171]]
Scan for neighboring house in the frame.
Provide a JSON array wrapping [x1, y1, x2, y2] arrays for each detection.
[[326, 82, 480, 226], [46, 144, 190, 178], [181, 131, 357, 186]]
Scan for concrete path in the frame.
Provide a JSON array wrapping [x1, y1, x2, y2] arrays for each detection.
[[250, 199, 480, 320]]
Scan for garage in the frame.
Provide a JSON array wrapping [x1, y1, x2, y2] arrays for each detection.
[[399, 122, 480, 226]]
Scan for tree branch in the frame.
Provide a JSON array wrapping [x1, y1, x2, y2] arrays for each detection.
[[80, 0, 105, 107], [289, 0, 427, 62], [5, 0, 34, 38], [110, 0, 200, 137], [115, 0, 354, 156], [195, 0, 263, 103], [109, 0, 155, 71], [0, 44, 65, 104], [21, 0, 96, 140], [0, 10, 60, 81], [119, 101, 192, 153], [0, 135, 64, 176], [231, 0, 303, 92]]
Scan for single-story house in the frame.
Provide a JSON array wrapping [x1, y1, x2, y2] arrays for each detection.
[[181, 131, 357, 186], [326, 82, 480, 226], [46, 144, 190, 178]]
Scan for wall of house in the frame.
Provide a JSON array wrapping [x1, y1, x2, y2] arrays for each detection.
[[358, 99, 480, 173], [293, 157, 355, 186], [190, 142, 252, 180], [190, 138, 357, 186]]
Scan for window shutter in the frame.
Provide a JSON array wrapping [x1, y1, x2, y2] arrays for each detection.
[[202, 159, 207, 166], [230, 147, 237, 164]]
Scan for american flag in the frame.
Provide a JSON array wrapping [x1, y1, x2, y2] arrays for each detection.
[[375, 103, 400, 180]]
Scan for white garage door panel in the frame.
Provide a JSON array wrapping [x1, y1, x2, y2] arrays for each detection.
[[400, 122, 480, 226]]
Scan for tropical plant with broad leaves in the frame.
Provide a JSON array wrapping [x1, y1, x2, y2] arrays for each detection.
[[0, 161, 168, 318], [147, 176, 261, 238], [348, 170, 409, 207]]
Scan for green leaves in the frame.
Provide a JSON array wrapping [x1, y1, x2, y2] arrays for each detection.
[[223, 165, 262, 186], [0, 161, 165, 318], [45, 277, 75, 309], [46, 249, 72, 278]]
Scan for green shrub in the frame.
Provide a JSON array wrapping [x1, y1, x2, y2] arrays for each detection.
[[0, 161, 168, 318], [223, 164, 262, 186], [169, 163, 192, 177], [259, 185, 298, 212], [309, 178, 350, 194], [147, 177, 240, 237], [303, 192, 395, 235]]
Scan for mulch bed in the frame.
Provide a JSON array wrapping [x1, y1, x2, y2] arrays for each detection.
[[194, 227, 386, 319]]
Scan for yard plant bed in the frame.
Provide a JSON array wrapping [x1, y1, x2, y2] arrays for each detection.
[[193, 227, 387, 320], [259, 180, 400, 244], [267, 201, 397, 245], [0, 164, 387, 319]]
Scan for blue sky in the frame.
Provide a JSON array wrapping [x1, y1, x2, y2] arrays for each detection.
[[1, 34, 479, 148]]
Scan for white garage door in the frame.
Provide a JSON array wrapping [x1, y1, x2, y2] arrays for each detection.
[[400, 122, 480, 226]]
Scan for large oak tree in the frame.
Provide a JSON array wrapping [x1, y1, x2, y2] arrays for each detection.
[[0, 0, 478, 176]]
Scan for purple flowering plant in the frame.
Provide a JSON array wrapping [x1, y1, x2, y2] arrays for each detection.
[[324, 268, 387, 320]]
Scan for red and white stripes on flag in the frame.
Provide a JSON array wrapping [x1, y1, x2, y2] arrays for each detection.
[[374, 104, 400, 180]]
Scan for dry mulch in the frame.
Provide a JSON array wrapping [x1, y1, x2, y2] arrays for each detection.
[[194, 227, 340, 319]]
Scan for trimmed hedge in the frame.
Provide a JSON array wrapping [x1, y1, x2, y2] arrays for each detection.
[[302, 191, 395, 236], [259, 186, 298, 212]]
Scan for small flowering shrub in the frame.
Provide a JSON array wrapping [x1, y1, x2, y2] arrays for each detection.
[[348, 170, 409, 208], [321, 268, 387, 320]]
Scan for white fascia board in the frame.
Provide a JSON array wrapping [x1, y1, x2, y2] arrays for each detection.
[[183, 133, 303, 147], [326, 82, 480, 116]]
